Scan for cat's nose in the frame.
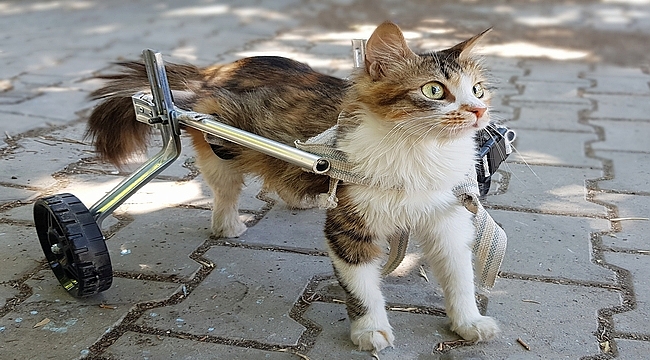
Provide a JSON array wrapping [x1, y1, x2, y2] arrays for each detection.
[[469, 106, 487, 119]]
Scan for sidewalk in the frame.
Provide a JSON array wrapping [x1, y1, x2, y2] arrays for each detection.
[[1, 0, 649, 359]]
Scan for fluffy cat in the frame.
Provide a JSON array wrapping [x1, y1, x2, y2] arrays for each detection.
[[86, 21, 499, 352]]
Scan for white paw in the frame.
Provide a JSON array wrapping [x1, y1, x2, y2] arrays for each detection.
[[451, 315, 500, 342], [351, 327, 395, 352], [213, 221, 247, 238]]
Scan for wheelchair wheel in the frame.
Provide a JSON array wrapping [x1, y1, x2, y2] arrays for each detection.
[[33, 193, 113, 298]]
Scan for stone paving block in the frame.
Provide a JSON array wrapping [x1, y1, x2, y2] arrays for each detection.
[[314, 257, 448, 312], [237, 205, 327, 252], [595, 151, 650, 194], [0, 185, 38, 205], [446, 278, 619, 359], [134, 247, 331, 346], [55, 173, 208, 216], [107, 207, 211, 280], [616, 339, 650, 360], [510, 103, 594, 132], [484, 56, 526, 77], [0, 224, 43, 283], [510, 80, 591, 105], [605, 253, 650, 336], [0, 270, 180, 360], [492, 210, 614, 283], [0, 86, 90, 123], [0, 202, 121, 232], [595, 193, 650, 251], [589, 120, 650, 153], [0, 112, 60, 139], [104, 331, 296, 360], [509, 129, 601, 168], [584, 76, 650, 96], [305, 302, 456, 360], [1, 137, 92, 189], [0, 284, 20, 308], [486, 163, 606, 217], [586, 65, 650, 78], [519, 60, 590, 81], [586, 94, 650, 120]]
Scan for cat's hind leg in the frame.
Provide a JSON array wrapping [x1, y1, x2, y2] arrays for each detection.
[[416, 205, 499, 342], [187, 128, 247, 238], [325, 202, 394, 352]]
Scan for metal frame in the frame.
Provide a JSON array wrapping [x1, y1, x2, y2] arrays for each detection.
[[89, 49, 331, 227]]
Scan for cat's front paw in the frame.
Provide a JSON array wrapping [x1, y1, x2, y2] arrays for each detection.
[[352, 329, 395, 352], [451, 315, 500, 342], [350, 322, 395, 352], [212, 221, 247, 238]]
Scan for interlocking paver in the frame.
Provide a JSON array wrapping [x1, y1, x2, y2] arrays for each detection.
[[616, 339, 650, 360], [0, 270, 180, 360], [492, 210, 614, 283], [586, 94, 650, 119], [510, 80, 591, 105], [0, 185, 38, 204], [595, 151, 650, 194], [305, 302, 455, 360], [446, 279, 620, 359], [237, 205, 327, 251], [134, 246, 331, 346], [487, 163, 607, 217], [511, 103, 594, 133], [0, 224, 44, 282], [2, 0, 650, 358], [509, 129, 601, 168], [1, 136, 92, 189], [104, 332, 297, 359], [595, 193, 650, 251], [106, 207, 211, 280], [588, 120, 650, 153], [605, 253, 650, 336]]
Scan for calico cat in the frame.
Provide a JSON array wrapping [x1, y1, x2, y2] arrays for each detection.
[[86, 21, 499, 352]]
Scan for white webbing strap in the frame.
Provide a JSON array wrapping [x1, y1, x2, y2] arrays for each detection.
[[452, 170, 508, 290], [293, 119, 507, 290]]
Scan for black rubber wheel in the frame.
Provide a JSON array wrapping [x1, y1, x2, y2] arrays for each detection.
[[33, 193, 113, 297]]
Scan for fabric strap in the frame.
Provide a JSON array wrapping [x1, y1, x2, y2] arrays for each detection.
[[205, 116, 508, 290], [293, 119, 507, 290]]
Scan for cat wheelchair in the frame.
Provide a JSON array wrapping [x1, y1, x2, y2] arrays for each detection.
[[33, 44, 515, 298]]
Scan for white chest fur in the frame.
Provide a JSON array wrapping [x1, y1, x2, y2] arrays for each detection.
[[338, 120, 476, 238]]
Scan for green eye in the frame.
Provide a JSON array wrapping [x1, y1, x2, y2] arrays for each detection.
[[473, 83, 485, 98], [421, 82, 445, 100]]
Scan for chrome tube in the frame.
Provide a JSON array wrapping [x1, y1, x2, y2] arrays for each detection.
[[177, 110, 330, 174], [351, 39, 366, 68], [89, 123, 181, 226]]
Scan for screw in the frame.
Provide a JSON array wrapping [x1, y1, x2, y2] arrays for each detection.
[[51, 243, 62, 254]]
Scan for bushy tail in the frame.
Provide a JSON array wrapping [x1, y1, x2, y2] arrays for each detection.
[[86, 61, 201, 166]]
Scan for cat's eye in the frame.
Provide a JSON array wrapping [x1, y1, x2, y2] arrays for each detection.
[[473, 83, 485, 98], [421, 82, 445, 100]]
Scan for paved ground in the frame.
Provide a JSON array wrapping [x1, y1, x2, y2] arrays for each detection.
[[1, 0, 649, 359]]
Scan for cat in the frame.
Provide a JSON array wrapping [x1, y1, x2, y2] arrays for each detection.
[[86, 21, 499, 352]]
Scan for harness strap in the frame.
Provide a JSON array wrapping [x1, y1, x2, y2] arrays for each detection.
[[294, 119, 507, 290]]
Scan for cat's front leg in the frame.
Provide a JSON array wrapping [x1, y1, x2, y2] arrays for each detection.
[[330, 257, 394, 351], [325, 206, 394, 352], [418, 205, 500, 342]]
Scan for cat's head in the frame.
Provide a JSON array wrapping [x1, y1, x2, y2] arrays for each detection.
[[353, 21, 491, 142]]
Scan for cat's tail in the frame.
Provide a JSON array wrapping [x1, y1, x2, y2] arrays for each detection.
[[86, 61, 201, 166]]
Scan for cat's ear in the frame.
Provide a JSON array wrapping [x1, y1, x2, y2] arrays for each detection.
[[444, 28, 491, 61], [364, 21, 417, 80]]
